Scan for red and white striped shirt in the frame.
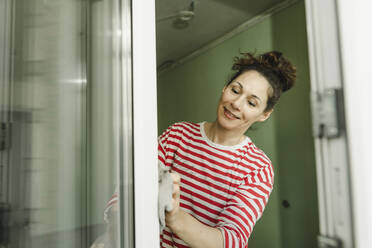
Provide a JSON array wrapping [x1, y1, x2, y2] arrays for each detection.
[[158, 122, 274, 248]]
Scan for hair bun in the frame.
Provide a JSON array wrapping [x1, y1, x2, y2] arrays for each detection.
[[259, 51, 296, 92], [261, 51, 282, 67]]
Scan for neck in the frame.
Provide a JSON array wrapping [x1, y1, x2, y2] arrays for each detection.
[[205, 121, 246, 146]]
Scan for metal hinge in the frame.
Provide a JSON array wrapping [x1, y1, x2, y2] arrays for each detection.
[[318, 235, 342, 248], [0, 123, 11, 151], [311, 88, 345, 138]]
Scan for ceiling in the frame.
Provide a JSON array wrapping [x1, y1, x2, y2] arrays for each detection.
[[155, 0, 286, 70]]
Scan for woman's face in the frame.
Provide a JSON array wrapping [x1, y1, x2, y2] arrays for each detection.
[[216, 70, 273, 133]]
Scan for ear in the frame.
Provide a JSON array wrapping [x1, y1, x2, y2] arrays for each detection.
[[258, 109, 273, 122]]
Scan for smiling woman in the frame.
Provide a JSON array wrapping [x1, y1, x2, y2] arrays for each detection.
[[159, 51, 296, 248], [215, 71, 273, 139]]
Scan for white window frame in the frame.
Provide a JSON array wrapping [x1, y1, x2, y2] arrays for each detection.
[[131, 0, 160, 247], [337, 1, 372, 248], [306, 0, 354, 248], [306, 1, 372, 248], [305, 0, 354, 247]]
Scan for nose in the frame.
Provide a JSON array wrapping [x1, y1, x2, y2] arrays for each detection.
[[231, 96, 244, 110]]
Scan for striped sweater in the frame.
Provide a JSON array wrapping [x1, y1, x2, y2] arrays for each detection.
[[158, 122, 274, 248]]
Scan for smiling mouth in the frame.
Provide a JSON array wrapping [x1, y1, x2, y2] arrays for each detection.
[[223, 107, 240, 120]]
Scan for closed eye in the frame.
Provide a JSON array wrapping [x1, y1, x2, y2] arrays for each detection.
[[248, 101, 256, 107], [231, 87, 239, 94]]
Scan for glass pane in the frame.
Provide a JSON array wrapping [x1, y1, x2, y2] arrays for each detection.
[[0, 0, 133, 247], [88, 0, 131, 247]]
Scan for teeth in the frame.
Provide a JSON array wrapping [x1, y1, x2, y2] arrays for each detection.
[[224, 108, 238, 119]]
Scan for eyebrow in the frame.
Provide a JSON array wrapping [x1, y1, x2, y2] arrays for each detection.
[[234, 81, 262, 102]]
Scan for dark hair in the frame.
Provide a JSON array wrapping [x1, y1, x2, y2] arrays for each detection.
[[226, 51, 296, 112]]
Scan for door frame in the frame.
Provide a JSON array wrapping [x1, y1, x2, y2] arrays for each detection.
[[305, 0, 354, 247], [337, 1, 372, 248], [305, 1, 372, 248]]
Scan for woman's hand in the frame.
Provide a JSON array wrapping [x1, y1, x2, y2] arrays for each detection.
[[163, 172, 223, 248], [165, 172, 181, 229]]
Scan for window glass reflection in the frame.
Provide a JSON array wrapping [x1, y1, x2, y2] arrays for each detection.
[[0, 0, 129, 247]]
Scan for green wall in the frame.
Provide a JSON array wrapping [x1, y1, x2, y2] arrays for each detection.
[[271, 2, 319, 248], [157, 1, 318, 247]]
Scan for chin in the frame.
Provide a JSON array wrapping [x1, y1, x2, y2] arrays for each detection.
[[217, 113, 251, 133], [217, 115, 238, 130]]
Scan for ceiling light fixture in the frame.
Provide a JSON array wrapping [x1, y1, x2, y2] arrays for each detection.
[[156, 1, 195, 29]]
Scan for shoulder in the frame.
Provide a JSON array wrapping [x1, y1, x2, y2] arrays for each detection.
[[158, 121, 202, 144], [240, 141, 274, 183], [246, 142, 272, 166], [171, 121, 200, 131], [159, 121, 200, 137]]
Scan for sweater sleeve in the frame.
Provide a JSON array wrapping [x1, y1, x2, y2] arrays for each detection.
[[158, 122, 183, 169], [216, 165, 274, 248]]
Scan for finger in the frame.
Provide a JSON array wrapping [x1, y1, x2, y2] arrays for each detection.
[[172, 183, 180, 197], [165, 198, 178, 215], [170, 172, 181, 184], [172, 197, 179, 209]]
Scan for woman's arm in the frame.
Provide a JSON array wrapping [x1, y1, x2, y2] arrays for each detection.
[[167, 209, 223, 248], [165, 173, 223, 248]]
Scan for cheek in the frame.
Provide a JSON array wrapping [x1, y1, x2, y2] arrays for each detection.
[[217, 97, 224, 108], [220, 93, 228, 102], [217, 99, 224, 114], [241, 108, 261, 121], [218, 96, 229, 108]]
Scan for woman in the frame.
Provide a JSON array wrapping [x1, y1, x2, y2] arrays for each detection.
[[158, 51, 296, 248]]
